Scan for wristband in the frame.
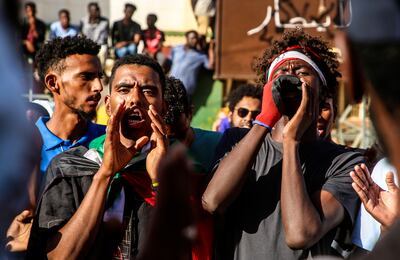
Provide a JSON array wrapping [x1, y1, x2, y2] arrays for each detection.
[[151, 181, 159, 191], [253, 120, 272, 131]]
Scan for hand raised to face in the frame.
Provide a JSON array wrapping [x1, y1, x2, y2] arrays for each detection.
[[146, 104, 168, 181], [100, 100, 149, 178]]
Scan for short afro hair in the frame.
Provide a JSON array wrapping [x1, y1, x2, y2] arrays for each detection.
[[164, 76, 190, 125], [35, 36, 100, 83], [253, 29, 341, 101], [228, 84, 262, 112], [109, 54, 166, 93]]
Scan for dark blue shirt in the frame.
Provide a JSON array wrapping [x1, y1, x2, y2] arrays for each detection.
[[35, 116, 106, 174]]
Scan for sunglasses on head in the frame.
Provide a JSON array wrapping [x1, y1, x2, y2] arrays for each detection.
[[236, 107, 261, 119]]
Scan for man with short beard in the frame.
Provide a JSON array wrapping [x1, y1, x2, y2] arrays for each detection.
[[34, 36, 106, 176], [27, 54, 169, 259]]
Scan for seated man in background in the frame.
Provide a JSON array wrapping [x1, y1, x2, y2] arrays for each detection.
[[49, 9, 78, 40], [80, 2, 109, 66], [142, 14, 166, 68], [111, 3, 141, 59], [21, 2, 46, 61]]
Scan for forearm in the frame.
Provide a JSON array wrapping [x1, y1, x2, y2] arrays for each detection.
[[207, 49, 215, 69], [202, 125, 269, 214], [47, 168, 112, 259], [281, 139, 322, 248]]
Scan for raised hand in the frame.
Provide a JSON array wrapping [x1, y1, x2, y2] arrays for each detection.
[[350, 163, 400, 230], [138, 144, 194, 260], [254, 79, 282, 130], [100, 100, 149, 177], [146, 105, 168, 181], [282, 80, 318, 142]]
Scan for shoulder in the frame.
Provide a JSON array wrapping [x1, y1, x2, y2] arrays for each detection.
[[47, 146, 100, 178], [88, 122, 106, 135], [50, 21, 59, 30], [214, 128, 249, 157], [193, 128, 222, 142], [36, 18, 46, 27]]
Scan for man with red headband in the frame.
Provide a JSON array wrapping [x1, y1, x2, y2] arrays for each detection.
[[202, 30, 364, 259]]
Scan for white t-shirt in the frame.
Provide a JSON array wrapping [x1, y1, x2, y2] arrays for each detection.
[[352, 158, 398, 251]]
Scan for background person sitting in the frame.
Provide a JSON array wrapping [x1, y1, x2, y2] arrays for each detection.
[[111, 3, 141, 58], [142, 14, 166, 67], [49, 9, 78, 40]]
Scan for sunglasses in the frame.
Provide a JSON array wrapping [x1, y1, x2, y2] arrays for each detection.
[[236, 107, 261, 119]]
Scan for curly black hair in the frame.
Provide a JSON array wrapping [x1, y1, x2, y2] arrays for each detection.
[[109, 54, 166, 93], [163, 76, 190, 125], [35, 36, 100, 84], [228, 84, 262, 112], [253, 29, 341, 101]]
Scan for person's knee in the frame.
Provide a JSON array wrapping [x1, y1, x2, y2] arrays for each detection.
[[116, 47, 128, 58], [127, 44, 137, 54]]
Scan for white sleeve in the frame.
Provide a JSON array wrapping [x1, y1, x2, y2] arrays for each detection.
[[351, 158, 398, 251]]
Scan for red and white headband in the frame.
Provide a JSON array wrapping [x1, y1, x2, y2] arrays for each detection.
[[267, 50, 327, 86]]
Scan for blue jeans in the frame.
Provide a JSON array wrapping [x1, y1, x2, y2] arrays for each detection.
[[115, 43, 137, 58]]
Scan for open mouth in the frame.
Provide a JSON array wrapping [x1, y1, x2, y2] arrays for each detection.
[[124, 108, 146, 128], [317, 124, 325, 136]]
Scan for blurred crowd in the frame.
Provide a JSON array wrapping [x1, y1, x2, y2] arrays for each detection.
[[2, 0, 400, 260]]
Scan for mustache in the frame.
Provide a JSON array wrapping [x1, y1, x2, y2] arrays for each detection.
[[86, 93, 101, 102]]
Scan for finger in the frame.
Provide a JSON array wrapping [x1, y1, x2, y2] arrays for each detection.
[[107, 100, 125, 137], [148, 105, 166, 135], [132, 136, 149, 152], [298, 82, 309, 113], [354, 165, 369, 188], [352, 182, 370, 205], [360, 163, 374, 186], [350, 170, 368, 191], [385, 171, 398, 193], [151, 123, 168, 150], [15, 210, 33, 222]]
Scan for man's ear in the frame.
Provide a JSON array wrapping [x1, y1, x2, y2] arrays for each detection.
[[44, 73, 59, 94], [105, 95, 111, 117]]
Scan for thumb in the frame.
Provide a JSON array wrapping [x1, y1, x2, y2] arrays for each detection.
[[132, 136, 149, 152], [385, 171, 398, 192]]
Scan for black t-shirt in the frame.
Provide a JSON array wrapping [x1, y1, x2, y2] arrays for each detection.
[[112, 19, 141, 45], [212, 128, 364, 260]]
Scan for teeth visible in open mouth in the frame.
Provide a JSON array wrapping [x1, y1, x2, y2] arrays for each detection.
[[128, 114, 142, 120]]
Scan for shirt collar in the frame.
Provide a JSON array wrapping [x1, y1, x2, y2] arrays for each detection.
[[36, 116, 100, 151]]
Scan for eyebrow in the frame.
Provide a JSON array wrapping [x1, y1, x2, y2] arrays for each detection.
[[114, 82, 159, 90]]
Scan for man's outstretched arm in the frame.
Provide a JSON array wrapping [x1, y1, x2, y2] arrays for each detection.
[[202, 80, 281, 214]]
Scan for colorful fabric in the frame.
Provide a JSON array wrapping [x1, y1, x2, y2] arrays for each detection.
[[88, 135, 156, 206]]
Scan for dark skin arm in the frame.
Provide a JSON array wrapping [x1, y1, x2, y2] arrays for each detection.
[[281, 81, 345, 249], [206, 39, 215, 70], [202, 124, 269, 214], [46, 101, 149, 259]]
